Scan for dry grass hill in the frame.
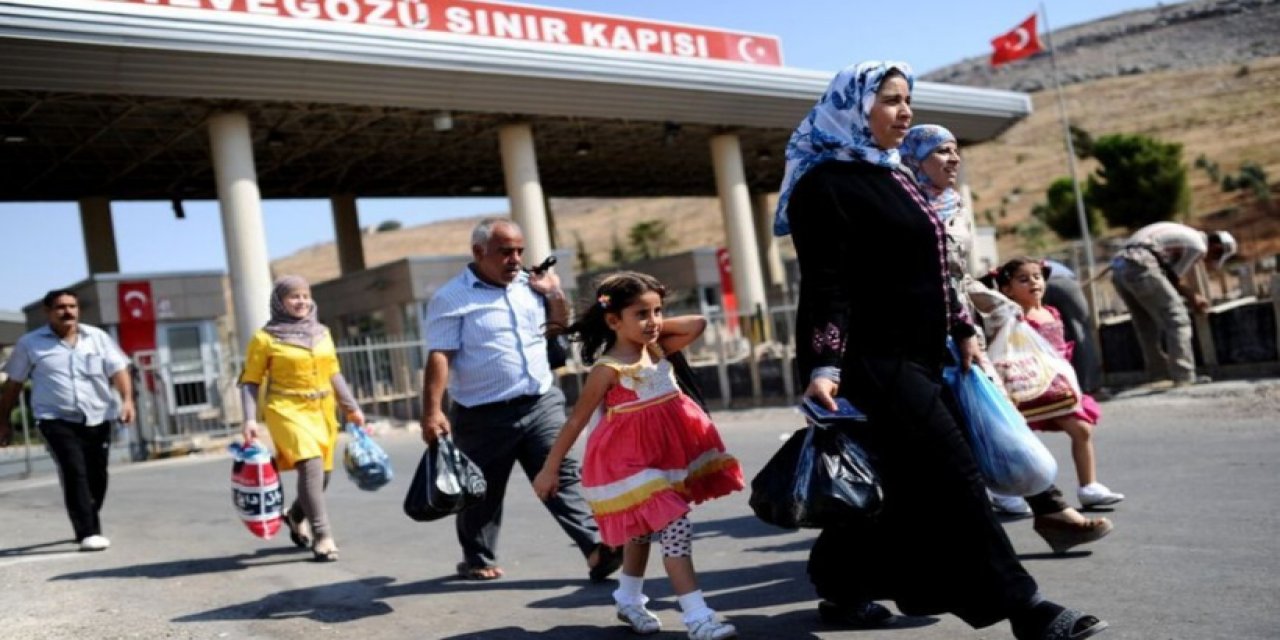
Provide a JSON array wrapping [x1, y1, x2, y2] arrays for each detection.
[[965, 55, 1280, 260], [274, 2, 1280, 282]]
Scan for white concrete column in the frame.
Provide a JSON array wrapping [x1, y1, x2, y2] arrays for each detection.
[[498, 123, 553, 262], [330, 194, 365, 275], [750, 191, 786, 291], [710, 133, 767, 319], [208, 112, 273, 350], [78, 196, 119, 274]]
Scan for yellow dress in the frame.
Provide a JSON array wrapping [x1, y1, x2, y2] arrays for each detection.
[[240, 329, 342, 471]]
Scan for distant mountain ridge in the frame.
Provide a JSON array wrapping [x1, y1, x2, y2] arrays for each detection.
[[923, 0, 1280, 92]]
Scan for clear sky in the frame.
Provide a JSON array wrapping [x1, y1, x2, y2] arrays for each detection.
[[0, 0, 1159, 311]]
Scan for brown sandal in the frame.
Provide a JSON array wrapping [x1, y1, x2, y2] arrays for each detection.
[[285, 512, 311, 549], [455, 562, 504, 580]]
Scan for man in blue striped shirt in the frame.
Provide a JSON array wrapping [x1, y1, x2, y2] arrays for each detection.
[[1, 289, 134, 552], [420, 218, 620, 582]]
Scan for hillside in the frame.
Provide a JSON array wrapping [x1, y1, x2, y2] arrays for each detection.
[[923, 0, 1280, 92], [272, 196, 734, 283], [962, 55, 1280, 260]]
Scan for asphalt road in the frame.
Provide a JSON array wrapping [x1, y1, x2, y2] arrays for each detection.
[[2, 380, 1278, 639]]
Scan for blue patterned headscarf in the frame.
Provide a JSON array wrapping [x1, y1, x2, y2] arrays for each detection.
[[773, 60, 915, 237], [901, 124, 962, 222]]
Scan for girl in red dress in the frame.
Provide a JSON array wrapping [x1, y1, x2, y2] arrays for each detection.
[[534, 271, 744, 639], [988, 258, 1125, 509]]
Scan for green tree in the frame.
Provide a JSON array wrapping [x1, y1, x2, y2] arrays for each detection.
[[375, 219, 402, 232], [1087, 133, 1190, 229], [627, 219, 672, 260], [1031, 177, 1103, 240], [1238, 162, 1271, 203]]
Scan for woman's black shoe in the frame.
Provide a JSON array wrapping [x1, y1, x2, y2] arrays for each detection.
[[1011, 600, 1109, 639], [817, 600, 893, 628]]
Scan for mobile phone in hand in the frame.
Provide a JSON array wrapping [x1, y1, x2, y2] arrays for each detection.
[[801, 396, 868, 424], [528, 255, 558, 275]]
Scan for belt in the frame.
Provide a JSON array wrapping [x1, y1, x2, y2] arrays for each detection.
[[459, 394, 541, 411], [269, 388, 330, 400]]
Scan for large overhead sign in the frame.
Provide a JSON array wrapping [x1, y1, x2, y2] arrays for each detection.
[[114, 0, 784, 66]]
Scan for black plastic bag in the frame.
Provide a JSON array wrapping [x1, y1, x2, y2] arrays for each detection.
[[403, 434, 487, 522], [749, 421, 882, 529]]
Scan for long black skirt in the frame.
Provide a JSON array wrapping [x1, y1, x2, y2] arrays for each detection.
[[807, 356, 1038, 629]]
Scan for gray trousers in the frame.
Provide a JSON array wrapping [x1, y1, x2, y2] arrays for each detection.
[[450, 387, 600, 568], [1044, 276, 1104, 393], [1111, 259, 1196, 384]]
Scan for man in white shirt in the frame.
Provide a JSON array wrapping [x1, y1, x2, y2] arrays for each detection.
[[1110, 222, 1237, 386], [0, 289, 134, 551], [419, 218, 620, 582]]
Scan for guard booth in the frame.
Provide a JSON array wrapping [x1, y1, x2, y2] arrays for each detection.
[[309, 249, 578, 419], [21, 271, 235, 455]]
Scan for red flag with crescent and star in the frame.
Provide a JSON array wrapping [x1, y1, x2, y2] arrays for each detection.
[[117, 281, 156, 355], [991, 14, 1044, 66]]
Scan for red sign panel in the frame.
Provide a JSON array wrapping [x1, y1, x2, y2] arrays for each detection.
[[117, 281, 157, 355], [715, 247, 739, 334], [114, 0, 783, 66]]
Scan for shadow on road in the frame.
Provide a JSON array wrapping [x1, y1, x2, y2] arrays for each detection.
[[0, 539, 78, 558], [51, 546, 308, 580], [172, 576, 398, 624]]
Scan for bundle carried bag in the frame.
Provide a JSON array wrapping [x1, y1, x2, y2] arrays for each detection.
[[403, 434, 487, 522], [984, 303, 1082, 420], [228, 440, 284, 539], [749, 398, 882, 529], [342, 423, 393, 491], [943, 339, 1058, 496]]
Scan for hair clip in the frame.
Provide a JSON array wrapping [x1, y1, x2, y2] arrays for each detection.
[[597, 294, 611, 309]]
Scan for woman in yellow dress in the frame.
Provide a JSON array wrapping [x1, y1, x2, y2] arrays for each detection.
[[239, 275, 364, 561]]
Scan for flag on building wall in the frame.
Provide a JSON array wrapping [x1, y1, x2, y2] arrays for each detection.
[[117, 281, 156, 355], [991, 14, 1044, 66]]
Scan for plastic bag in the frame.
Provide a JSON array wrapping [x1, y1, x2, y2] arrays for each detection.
[[985, 307, 1082, 420], [403, 434, 487, 522], [749, 403, 882, 529], [228, 440, 284, 539], [943, 340, 1058, 496], [342, 423, 393, 492]]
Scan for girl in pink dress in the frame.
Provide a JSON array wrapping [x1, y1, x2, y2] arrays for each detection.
[[533, 271, 744, 640], [988, 258, 1125, 508]]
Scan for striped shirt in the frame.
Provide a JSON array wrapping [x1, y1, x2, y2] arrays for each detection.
[[3, 323, 130, 425], [424, 266, 551, 408]]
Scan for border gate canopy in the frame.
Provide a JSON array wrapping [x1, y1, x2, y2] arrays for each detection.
[[0, 0, 1032, 202]]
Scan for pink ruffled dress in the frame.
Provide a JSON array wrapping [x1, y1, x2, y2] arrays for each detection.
[[1026, 305, 1101, 431], [581, 350, 744, 546]]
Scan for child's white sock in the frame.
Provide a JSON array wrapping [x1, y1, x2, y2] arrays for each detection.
[[677, 590, 714, 625], [613, 573, 647, 606]]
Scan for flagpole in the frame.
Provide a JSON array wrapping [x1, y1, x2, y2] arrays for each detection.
[[1040, 1, 1099, 326]]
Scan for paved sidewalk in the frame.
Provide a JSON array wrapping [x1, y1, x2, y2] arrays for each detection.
[[2, 381, 1278, 639]]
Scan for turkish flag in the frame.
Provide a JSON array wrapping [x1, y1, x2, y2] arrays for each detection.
[[117, 281, 156, 355], [991, 14, 1044, 66]]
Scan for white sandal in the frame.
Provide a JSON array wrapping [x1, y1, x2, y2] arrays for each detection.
[[616, 602, 662, 635]]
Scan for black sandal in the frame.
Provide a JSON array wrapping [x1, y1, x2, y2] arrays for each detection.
[[817, 600, 894, 628], [587, 543, 623, 582], [1041, 608, 1108, 639], [1013, 601, 1109, 640]]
